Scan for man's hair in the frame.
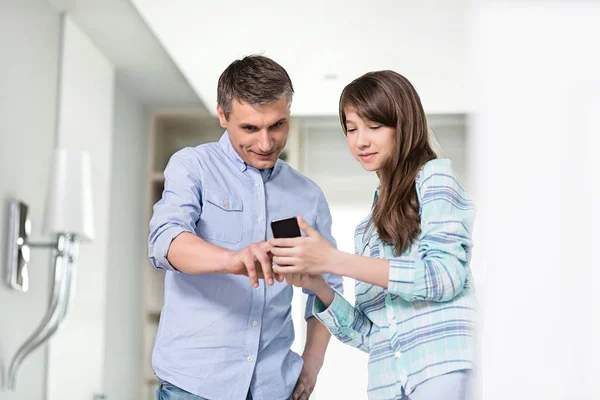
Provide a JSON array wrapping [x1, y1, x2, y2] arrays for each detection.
[[217, 55, 294, 119]]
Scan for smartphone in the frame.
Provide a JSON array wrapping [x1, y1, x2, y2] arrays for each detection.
[[271, 216, 301, 239]]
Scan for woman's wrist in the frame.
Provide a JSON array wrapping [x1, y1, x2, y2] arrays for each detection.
[[326, 248, 347, 277], [313, 280, 335, 308]]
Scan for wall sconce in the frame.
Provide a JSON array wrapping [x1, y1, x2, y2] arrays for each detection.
[[5, 148, 94, 391]]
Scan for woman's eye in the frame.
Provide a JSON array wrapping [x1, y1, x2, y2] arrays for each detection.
[[346, 128, 356, 133], [370, 126, 382, 130]]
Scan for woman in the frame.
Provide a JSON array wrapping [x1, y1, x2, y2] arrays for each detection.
[[270, 71, 477, 400]]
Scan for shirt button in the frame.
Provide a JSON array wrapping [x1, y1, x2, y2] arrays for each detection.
[[247, 356, 253, 362], [252, 320, 258, 327], [258, 216, 263, 222], [255, 181, 260, 187], [395, 351, 402, 358]]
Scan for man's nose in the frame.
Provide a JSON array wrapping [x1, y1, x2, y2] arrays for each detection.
[[257, 130, 274, 152]]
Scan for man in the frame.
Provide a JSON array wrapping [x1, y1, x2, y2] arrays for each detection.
[[148, 55, 343, 400]]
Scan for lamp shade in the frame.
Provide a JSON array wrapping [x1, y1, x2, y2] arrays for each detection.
[[44, 148, 95, 241]]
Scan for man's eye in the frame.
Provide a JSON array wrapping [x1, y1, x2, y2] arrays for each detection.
[[244, 126, 257, 131], [272, 121, 283, 129]]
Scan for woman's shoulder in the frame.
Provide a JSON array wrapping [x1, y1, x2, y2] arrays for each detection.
[[416, 158, 464, 192]]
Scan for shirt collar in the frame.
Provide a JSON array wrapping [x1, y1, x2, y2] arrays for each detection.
[[218, 131, 280, 180], [219, 131, 247, 172], [372, 188, 380, 208]]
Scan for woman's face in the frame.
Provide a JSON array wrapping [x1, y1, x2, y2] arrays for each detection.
[[344, 107, 395, 172]]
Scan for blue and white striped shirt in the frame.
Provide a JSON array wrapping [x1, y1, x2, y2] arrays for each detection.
[[314, 159, 477, 400]]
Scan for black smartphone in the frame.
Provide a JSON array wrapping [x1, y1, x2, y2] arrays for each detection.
[[271, 216, 301, 239]]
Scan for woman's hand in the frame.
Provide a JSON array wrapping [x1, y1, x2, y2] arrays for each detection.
[[284, 273, 334, 308], [283, 273, 326, 293], [270, 217, 339, 275]]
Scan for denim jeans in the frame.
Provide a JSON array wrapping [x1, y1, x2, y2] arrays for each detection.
[[156, 380, 254, 400]]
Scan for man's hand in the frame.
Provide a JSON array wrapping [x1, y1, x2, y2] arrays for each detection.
[[292, 354, 323, 400], [226, 241, 283, 287]]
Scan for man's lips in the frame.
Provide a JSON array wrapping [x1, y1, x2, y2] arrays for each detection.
[[253, 150, 276, 159]]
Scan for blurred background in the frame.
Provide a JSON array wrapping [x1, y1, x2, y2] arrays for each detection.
[[0, 0, 598, 399]]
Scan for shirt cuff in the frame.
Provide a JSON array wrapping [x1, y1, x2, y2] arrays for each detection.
[[305, 293, 316, 320], [313, 288, 354, 330], [388, 256, 418, 298], [152, 226, 189, 272]]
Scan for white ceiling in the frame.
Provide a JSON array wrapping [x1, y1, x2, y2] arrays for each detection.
[[131, 0, 472, 116], [49, 0, 203, 108]]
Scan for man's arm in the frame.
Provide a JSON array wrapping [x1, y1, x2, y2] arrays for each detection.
[[168, 233, 277, 285], [166, 232, 232, 274], [148, 150, 276, 285], [292, 317, 331, 400], [303, 316, 331, 364]]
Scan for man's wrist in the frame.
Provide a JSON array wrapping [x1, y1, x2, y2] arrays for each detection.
[[301, 349, 325, 367], [219, 249, 236, 274]]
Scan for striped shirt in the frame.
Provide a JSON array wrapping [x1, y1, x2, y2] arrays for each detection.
[[314, 159, 478, 400]]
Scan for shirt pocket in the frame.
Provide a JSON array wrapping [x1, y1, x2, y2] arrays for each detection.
[[198, 189, 244, 244]]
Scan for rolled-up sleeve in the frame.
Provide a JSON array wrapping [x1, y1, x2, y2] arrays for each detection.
[[148, 149, 202, 271], [388, 164, 475, 302], [312, 289, 372, 353], [304, 191, 344, 319]]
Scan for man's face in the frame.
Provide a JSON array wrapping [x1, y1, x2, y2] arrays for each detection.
[[217, 97, 290, 170]]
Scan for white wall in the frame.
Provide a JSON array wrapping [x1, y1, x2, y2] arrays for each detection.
[[45, 15, 115, 400], [103, 78, 148, 400], [469, 2, 600, 399], [0, 1, 60, 398], [1, 3, 196, 400]]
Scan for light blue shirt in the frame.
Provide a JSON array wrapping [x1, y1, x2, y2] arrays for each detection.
[[148, 132, 343, 400]]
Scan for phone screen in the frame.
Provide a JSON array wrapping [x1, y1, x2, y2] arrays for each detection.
[[271, 217, 301, 239]]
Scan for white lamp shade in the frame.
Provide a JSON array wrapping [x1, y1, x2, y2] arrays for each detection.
[[44, 148, 95, 241]]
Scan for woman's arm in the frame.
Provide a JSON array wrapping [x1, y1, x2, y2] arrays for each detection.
[[328, 251, 391, 289], [335, 166, 475, 302], [284, 274, 373, 353], [272, 162, 475, 302], [388, 165, 475, 302], [313, 281, 374, 353]]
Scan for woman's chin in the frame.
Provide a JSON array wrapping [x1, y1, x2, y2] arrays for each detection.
[[359, 161, 380, 172]]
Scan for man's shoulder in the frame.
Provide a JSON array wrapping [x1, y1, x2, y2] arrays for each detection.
[[275, 160, 324, 197], [170, 142, 221, 163]]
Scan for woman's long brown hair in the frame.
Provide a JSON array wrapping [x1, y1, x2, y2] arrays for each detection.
[[339, 71, 437, 256]]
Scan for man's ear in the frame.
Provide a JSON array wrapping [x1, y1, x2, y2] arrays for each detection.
[[216, 105, 228, 128]]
